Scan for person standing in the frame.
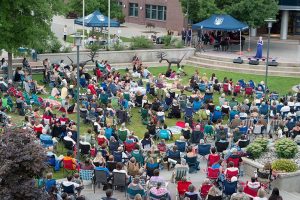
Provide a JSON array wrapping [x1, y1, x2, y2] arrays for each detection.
[[63, 25, 67, 42], [186, 28, 192, 46], [255, 36, 263, 59], [181, 28, 186, 45]]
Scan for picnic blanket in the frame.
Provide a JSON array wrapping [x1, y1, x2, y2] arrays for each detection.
[[168, 126, 182, 135]]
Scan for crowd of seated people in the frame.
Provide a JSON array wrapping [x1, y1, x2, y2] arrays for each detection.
[[0, 55, 299, 200]]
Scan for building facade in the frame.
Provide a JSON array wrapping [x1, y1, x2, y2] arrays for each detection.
[[118, 0, 187, 33], [279, 0, 300, 39]]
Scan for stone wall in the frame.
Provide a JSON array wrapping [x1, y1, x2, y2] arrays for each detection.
[[37, 48, 195, 64], [243, 157, 300, 193]]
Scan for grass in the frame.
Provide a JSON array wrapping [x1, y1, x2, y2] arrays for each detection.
[[7, 65, 299, 179]]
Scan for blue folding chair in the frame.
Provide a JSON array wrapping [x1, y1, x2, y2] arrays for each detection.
[[113, 151, 123, 162], [127, 188, 146, 200], [198, 144, 211, 159], [223, 180, 237, 197], [175, 141, 186, 153], [41, 138, 54, 148], [204, 93, 213, 102]]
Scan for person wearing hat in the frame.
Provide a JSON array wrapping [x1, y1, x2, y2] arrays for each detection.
[[212, 106, 222, 123]]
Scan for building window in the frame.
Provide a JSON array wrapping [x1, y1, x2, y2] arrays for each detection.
[[118, 1, 123, 7], [146, 4, 167, 21], [129, 3, 138, 17]]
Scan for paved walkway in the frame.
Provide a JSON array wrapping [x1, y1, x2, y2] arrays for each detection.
[[51, 15, 168, 43], [58, 159, 300, 200]]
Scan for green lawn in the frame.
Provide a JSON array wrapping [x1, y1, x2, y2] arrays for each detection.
[[7, 65, 299, 179]]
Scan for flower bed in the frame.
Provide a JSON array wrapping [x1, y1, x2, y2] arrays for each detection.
[[243, 138, 300, 193]]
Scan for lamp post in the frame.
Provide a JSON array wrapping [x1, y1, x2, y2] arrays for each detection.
[[73, 32, 82, 160], [264, 18, 276, 93], [82, 0, 85, 39], [108, 0, 111, 48]]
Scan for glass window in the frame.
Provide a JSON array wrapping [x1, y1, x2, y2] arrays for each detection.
[[145, 4, 166, 21], [129, 3, 138, 17], [145, 5, 151, 19], [157, 6, 163, 20], [151, 5, 157, 20]]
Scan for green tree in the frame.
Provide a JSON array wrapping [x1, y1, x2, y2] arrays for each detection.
[[223, 0, 279, 28], [0, 0, 64, 79], [67, 0, 125, 22], [0, 129, 48, 200], [180, 0, 220, 23]]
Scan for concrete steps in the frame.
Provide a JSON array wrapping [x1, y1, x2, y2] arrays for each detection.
[[185, 55, 300, 77], [194, 53, 300, 67]]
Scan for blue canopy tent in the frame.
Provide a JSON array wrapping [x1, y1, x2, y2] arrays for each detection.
[[74, 10, 120, 27], [192, 14, 249, 53]]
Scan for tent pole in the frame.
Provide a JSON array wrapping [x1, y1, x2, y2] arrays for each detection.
[[248, 28, 251, 51], [239, 30, 242, 55], [108, 0, 111, 48], [83, 0, 85, 41]]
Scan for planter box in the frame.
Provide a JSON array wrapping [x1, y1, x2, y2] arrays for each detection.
[[243, 157, 300, 193]]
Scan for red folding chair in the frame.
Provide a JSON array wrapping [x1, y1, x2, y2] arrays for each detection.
[[207, 154, 220, 167], [233, 85, 241, 95], [124, 142, 136, 153], [244, 183, 259, 198], [227, 157, 240, 168], [207, 167, 219, 180], [225, 169, 239, 181], [97, 137, 107, 146], [223, 83, 230, 94], [177, 180, 192, 198], [62, 158, 78, 175], [200, 183, 213, 199], [245, 87, 253, 96]]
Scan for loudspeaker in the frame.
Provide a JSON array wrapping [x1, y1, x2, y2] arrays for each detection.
[[249, 60, 259, 65], [233, 57, 243, 64], [269, 60, 278, 66]]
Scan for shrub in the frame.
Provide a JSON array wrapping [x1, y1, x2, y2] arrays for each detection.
[[174, 39, 184, 48], [254, 138, 268, 151], [61, 46, 72, 53], [113, 41, 125, 51], [162, 35, 172, 47], [246, 143, 264, 159], [49, 38, 62, 53], [272, 159, 298, 172], [275, 138, 298, 159], [130, 36, 153, 49]]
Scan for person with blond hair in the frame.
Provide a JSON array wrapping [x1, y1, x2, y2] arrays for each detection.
[[253, 188, 267, 200]]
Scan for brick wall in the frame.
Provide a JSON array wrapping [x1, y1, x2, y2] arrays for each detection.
[[120, 0, 187, 33]]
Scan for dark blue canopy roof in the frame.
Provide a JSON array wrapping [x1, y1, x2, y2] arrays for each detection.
[[192, 14, 248, 31], [74, 10, 120, 27]]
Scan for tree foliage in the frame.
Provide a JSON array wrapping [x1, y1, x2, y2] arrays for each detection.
[[0, 129, 48, 200], [180, 0, 220, 23], [0, 0, 64, 78], [0, 0, 63, 53], [225, 0, 279, 27], [67, 0, 125, 22], [180, 0, 279, 27]]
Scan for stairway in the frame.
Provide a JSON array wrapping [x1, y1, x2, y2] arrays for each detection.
[[185, 53, 300, 77]]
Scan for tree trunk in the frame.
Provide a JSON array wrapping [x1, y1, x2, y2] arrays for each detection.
[[7, 52, 13, 80]]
